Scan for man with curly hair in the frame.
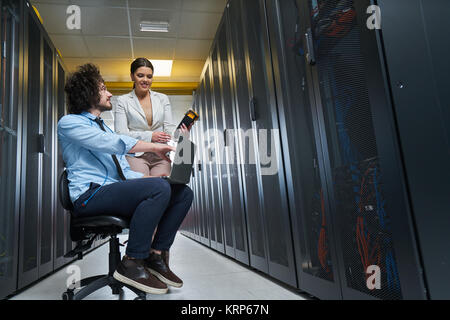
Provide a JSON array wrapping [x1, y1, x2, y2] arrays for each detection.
[[58, 63, 193, 295]]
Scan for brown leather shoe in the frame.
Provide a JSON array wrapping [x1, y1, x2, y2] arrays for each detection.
[[113, 256, 168, 294], [145, 252, 183, 288]]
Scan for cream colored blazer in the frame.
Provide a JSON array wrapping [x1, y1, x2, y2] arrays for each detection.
[[114, 89, 176, 149]]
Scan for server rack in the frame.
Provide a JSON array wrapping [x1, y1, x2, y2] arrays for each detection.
[[0, 0, 106, 298], [181, 0, 450, 300], [265, 0, 343, 299], [377, 0, 450, 299], [0, 0, 22, 299]]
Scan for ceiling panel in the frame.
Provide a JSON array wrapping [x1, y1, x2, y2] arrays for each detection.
[[182, 0, 227, 13], [170, 60, 205, 79], [82, 7, 129, 36], [30, 0, 224, 84], [133, 38, 176, 60], [32, 3, 81, 35], [178, 11, 222, 39], [128, 0, 182, 10], [32, 0, 70, 3], [50, 35, 89, 57], [70, 0, 126, 6], [129, 8, 181, 38], [84, 36, 132, 58], [174, 39, 212, 60]]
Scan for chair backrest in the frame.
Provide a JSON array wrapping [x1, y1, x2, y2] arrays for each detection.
[[59, 170, 74, 211]]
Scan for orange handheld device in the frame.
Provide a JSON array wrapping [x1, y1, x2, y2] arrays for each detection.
[[177, 109, 199, 129]]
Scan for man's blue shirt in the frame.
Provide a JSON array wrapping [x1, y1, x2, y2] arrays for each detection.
[[57, 111, 144, 203]]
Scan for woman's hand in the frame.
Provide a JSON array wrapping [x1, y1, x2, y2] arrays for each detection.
[[179, 123, 192, 136], [152, 131, 172, 143]]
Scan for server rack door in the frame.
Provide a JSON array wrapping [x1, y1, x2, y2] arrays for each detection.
[[305, 0, 426, 299], [202, 65, 219, 250], [18, 11, 42, 289], [210, 42, 226, 254], [0, 0, 21, 299], [39, 38, 54, 278], [223, 3, 250, 266], [378, 0, 449, 299], [220, 8, 250, 264], [198, 79, 211, 247], [240, 0, 296, 286], [192, 94, 201, 242], [53, 60, 68, 269], [265, 0, 342, 298], [228, 0, 268, 274]]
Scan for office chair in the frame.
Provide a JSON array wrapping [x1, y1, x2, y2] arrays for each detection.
[[59, 170, 147, 300]]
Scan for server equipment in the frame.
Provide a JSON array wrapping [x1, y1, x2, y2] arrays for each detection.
[[181, 0, 450, 300]]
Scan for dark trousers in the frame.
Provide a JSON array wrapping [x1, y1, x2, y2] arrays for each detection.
[[73, 178, 193, 259]]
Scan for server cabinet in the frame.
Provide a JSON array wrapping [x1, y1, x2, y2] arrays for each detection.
[[204, 61, 225, 253], [39, 35, 55, 278], [378, 0, 450, 299], [298, 0, 426, 299], [197, 78, 211, 247], [219, 8, 250, 264], [53, 58, 69, 270], [231, 0, 297, 286], [18, 10, 43, 288], [228, 0, 268, 274], [209, 42, 226, 254], [0, 0, 22, 299], [265, 0, 342, 298]]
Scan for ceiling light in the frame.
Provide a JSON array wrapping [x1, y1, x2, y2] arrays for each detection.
[[139, 21, 170, 32], [150, 60, 173, 77]]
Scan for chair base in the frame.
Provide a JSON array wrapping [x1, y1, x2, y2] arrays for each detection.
[[62, 274, 147, 300], [62, 234, 147, 300]]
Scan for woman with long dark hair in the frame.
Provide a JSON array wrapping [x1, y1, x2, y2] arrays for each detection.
[[115, 57, 189, 177]]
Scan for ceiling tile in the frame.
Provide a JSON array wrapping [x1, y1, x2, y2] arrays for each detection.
[[178, 11, 222, 39], [31, 3, 81, 35], [171, 59, 204, 79], [182, 0, 227, 13], [128, 0, 182, 10], [129, 8, 181, 38], [84, 36, 132, 58], [49, 34, 89, 57], [70, 0, 126, 7], [64, 58, 133, 81], [30, 0, 69, 4], [133, 38, 176, 60], [174, 39, 212, 60], [82, 7, 129, 36]]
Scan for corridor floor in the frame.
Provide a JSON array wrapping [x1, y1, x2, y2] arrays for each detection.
[[10, 232, 306, 300]]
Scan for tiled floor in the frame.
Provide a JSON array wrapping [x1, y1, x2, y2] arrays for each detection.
[[10, 232, 306, 300]]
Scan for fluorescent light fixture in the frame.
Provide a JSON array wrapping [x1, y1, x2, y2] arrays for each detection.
[[150, 60, 173, 77], [139, 21, 170, 32]]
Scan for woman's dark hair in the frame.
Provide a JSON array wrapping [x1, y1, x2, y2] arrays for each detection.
[[130, 58, 154, 89], [65, 63, 104, 114], [131, 57, 154, 74]]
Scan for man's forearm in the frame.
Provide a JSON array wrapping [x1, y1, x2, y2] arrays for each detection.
[[128, 140, 156, 154]]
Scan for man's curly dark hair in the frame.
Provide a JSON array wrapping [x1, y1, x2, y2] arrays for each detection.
[[65, 63, 104, 114]]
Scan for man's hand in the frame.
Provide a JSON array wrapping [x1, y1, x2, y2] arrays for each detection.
[[152, 143, 175, 162]]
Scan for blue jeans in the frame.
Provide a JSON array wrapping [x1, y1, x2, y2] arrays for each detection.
[[73, 178, 193, 259]]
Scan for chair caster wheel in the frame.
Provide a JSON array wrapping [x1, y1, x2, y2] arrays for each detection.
[[62, 291, 74, 300]]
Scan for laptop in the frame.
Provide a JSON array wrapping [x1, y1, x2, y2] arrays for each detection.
[[162, 135, 196, 184]]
